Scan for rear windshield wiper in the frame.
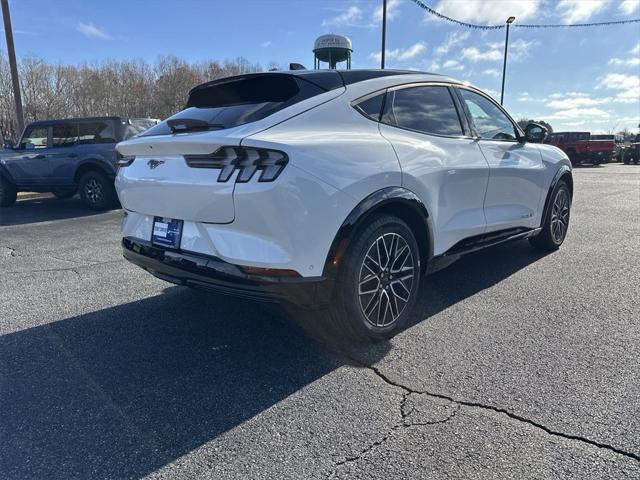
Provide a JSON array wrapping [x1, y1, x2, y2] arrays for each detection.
[[166, 118, 225, 133]]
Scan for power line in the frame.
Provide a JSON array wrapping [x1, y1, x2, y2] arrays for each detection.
[[410, 0, 503, 29], [515, 19, 640, 28], [410, 0, 640, 29]]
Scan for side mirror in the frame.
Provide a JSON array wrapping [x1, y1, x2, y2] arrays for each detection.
[[3, 139, 13, 149], [524, 123, 547, 143]]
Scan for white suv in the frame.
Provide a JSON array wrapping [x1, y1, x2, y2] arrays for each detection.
[[115, 70, 572, 341]]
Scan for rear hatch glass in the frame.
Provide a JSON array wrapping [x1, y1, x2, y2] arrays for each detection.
[[142, 74, 328, 136]]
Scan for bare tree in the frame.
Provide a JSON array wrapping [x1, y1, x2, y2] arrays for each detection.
[[0, 54, 271, 141]]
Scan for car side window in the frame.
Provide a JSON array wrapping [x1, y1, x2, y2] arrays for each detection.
[[459, 89, 518, 141], [19, 126, 48, 149], [354, 93, 386, 122], [52, 123, 78, 147], [381, 86, 463, 136], [78, 121, 116, 144]]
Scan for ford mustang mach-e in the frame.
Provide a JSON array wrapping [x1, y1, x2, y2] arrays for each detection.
[[115, 70, 572, 341]]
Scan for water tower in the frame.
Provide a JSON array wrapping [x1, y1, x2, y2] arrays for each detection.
[[313, 34, 352, 69]]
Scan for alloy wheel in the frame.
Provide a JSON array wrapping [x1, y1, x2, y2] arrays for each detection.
[[85, 178, 103, 204], [358, 232, 415, 328], [550, 188, 570, 243]]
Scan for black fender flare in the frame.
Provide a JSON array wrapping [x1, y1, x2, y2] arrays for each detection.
[[539, 165, 572, 227], [0, 163, 16, 185], [74, 158, 116, 183], [322, 187, 433, 278]]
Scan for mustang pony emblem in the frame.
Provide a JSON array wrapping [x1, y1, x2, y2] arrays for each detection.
[[147, 159, 165, 169]]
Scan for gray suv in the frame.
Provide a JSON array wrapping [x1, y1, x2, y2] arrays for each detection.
[[0, 116, 157, 210]]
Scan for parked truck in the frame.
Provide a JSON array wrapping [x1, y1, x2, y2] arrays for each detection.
[[545, 131, 616, 166], [0, 116, 157, 209]]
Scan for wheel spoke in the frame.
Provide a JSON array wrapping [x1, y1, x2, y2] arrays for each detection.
[[358, 231, 415, 329]]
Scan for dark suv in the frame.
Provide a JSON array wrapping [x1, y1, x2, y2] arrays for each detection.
[[0, 116, 157, 209]]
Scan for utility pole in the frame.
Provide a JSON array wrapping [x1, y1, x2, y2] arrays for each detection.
[[381, 0, 387, 69], [1, 0, 24, 136], [500, 16, 515, 106]]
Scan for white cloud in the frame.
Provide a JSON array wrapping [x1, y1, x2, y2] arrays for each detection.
[[555, 0, 609, 23], [630, 43, 640, 55], [461, 46, 502, 62], [426, 61, 441, 71], [76, 21, 110, 40], [619, 0, 640, 14], [509, 39, 538, 60], [609, 57, 640, 67], [370, 42, 427, 63], [261, 41, 272, 48], [546, 107, 610, 120], [398, 42, 427, 60], [546, 97, 610, 109], [460, 39, 537, 63], [431, 0, 540, 24], [322, 6, 363, 27], [482, 68, 500, 77], [435, 31, 470, 56], [442, 59, 464, 71], [373, 0, 403, 22], [597, 73, 640, 104]]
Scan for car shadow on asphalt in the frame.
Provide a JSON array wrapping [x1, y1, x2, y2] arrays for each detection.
[[0, 286, 361, 479], [344, 240, 550, 363], [0, 195, 115, 226], [0, 241, 549, 479]]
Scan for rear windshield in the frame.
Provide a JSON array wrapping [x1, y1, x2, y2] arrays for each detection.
[[142, 74, 328, 136]]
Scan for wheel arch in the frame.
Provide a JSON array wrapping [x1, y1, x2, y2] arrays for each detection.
[[540, 166, 573, 227], [323, 187, 433, 278], [74, 159, 114, 184], [0, 163, 16, 186]]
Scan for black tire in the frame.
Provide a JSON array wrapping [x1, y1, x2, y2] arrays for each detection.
[[0, 175, 17, 207], [78, 170, 117, 210], [530, 180, 571, 251], [329, 215, 421, 342], [52, 188, 76, 199]]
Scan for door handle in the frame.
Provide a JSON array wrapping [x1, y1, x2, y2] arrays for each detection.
[[68, 153, 78, 158]]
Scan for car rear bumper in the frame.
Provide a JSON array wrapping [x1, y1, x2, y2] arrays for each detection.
[[122, 237, 332, 307]]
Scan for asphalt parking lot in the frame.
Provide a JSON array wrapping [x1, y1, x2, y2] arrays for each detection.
[[1, 163, 639, 479]]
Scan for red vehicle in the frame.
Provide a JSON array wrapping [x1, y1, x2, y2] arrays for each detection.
[[545, 131, 616, 166]]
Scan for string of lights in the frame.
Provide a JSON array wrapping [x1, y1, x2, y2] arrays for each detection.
[[410, 0, 640, 29]]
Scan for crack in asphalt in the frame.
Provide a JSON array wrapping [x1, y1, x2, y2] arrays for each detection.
[[1, 246, 18, 257], [360, 361, 640, 464], [3, 259, 124, 275], [328, 356, 640, 477], [328, 388, 459, 477]]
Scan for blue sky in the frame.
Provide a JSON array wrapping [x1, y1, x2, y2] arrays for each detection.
[[3, 0, 639, 132]]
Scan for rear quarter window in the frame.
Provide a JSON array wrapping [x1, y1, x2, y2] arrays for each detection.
[[353, 93, 385, 121], [78, 121, 116, 144], [52, 124, 78, 147]]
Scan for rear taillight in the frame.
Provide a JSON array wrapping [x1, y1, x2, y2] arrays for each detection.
[[184, 147, 288, 183], [115, 152, 135, 170]]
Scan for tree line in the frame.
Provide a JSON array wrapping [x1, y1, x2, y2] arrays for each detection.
[[0, 53, 276, 140]]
